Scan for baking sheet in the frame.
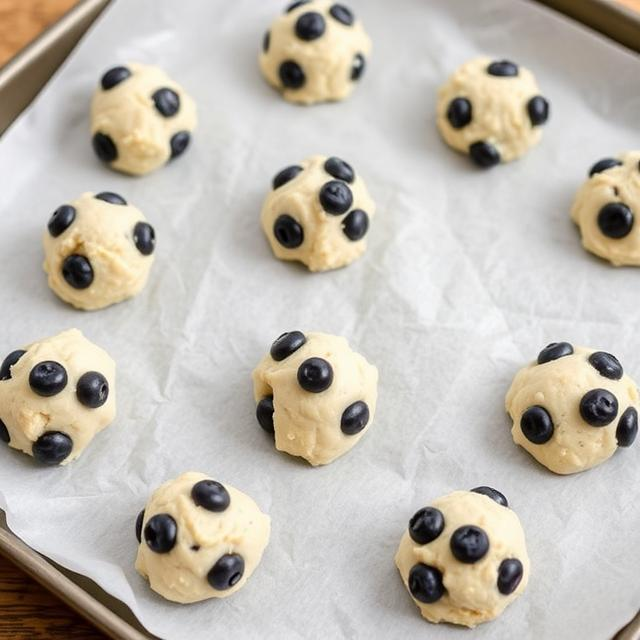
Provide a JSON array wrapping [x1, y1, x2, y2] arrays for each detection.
[[0, 0, 638, 638]]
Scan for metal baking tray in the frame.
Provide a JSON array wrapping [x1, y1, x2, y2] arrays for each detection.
[[0, 0, 638, 637]]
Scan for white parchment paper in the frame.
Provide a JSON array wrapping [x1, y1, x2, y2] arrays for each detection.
[[0, 0, 639, 638]]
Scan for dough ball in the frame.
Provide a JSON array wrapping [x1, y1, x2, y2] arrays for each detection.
[[259, 1, 371, 105], [395, 489, 529, 628], [0, 329, 115, 466], [436, 57, 550, 167], [43, 191, 156, 311], [506, 342, 639, 474], [261, 155, 375, 272], [571, 151, 640, 266], [91, 63, 197, 175], [135, 471, 270, 604], [252, 331, 378, 466]]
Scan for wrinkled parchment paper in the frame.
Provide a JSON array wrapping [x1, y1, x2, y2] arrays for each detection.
[[0, 0, 639, 638]]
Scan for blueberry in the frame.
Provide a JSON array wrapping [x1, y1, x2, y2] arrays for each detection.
[[450, 525, 489, 563], [537, 342, 574, 365], [29, 361, 67, 397], [274, 215, 304, 248], [263, 31, 270, 53], [319, 181, 353, 215], [152, 88, 180, 117], [527, 96, 549, 126], [329, 4, 354, 25], [588, 352, 623, 380], [286, 0, 309, 12], [62, 255, 94, 290], [598, 202, 633, 238], [580, 389, 618, 427], [101, 66, 131, 90], [408, 564, 445, 603], [520, 406, 554, 444], [133, 222, 156, 256], [32, 431, 73, 465], [324, 157, 354, 183], [207, 553, 245, 590], [48, 205, 76, 238], [144, 514, 177, 553], [340, 401, 370, 435], [170, 131, 191, 159], [447, 98, 472, 129], [0, 419, 9, 444], [279, 61, 306, 89], [76, 372, 109, 408], [589, 158, 622, 177], [342, 210, 369, 241], [616, 407, 638, 447], [487, 60, 519, 77], [297, 357, 333, 393], [191, 479, 230, 512], [273, 165, 303, 190], [408, 507, 444, 545], [95, 191, 127, 205], [497, 558, 524, 595], [469, 141, 500, 168], [471, 486, 508, 508], [92, 132, 118, 163], [135, 509, 145, 543], [295, 12, 325, 41], [270, 331, 306, 361], [256, 396, 275, 434], [351, 53, 366, 81], [0, 350, 26, 381]]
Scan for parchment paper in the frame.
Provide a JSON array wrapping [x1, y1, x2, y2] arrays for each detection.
[[0, 0, 638, 638]]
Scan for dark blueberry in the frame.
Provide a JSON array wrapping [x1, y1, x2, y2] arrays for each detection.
[[520, 406, 554, 444], [580, 389, 618, 427], [447, 97, 472, 129], [152, 88, 180, 117], [286, 0, 310, 12], [471, 486, 508, 508], [135, 509, 145, 543], [408, 564, 445, 603], [597, 202, 634, 239], [329, 4, 354, 25], [340, 401, 370, 435], [450, 525, 490, 563], [295, 12, 326, 41], [279, 61, 306, 89], [469, 141, 500, 168], [0, 350, 26, 381], [263, 31, 270, 53], [144, 514, 177, 553], [408, 507, 444, 545], [76, 371, 109, 408], [191, 479, 230, 512], [324, 157, 354, 183], [537, 342, 574, 365], [133, 222, 156, 256], [29, 361, 68, 397], [274, 215, 304, 248], [0, 419, 9, 444], [95, 191, 127, 205], [588, 351, 623, 380], [270, 331, 306, 361], [273, 165, 303, 190], [48, 205, 76, 238], [319, 180, 353, 215], [351, 53, 365, 81], [527, 96, 549, 126], [101, 66, 131, 90], [256, 396, 275, 434], [487, 60, 519, 77], [32, 431, 73, 465], [92, 132, 118, 163], [497, 558, 524, 595], [297, 357, 333, 393], [62, 255, 94, 290], [207, 553, 245, 590], [616, 407, 638, 447], [342, 209, 369, 241], [589, 158, 622, 177], [168, 131, 190, 159]]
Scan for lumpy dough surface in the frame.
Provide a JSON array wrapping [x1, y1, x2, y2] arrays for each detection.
[[395, 490, 529, 628], [135, 472, 270, 604], [259, 0, 371, 105], [506, 343, 639, 474], [252, 331, 378, 465], [43, 192, 156, 310], [91, 62, 197, 175], [571, 151, 640, 266], [0, 329, 116, 465], [436, 57, 550, 167], [261, 155, 375, 272]]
